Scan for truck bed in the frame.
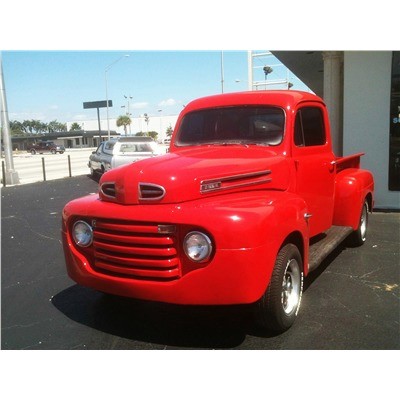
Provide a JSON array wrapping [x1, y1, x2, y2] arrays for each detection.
[[335, 153, 364, 172]]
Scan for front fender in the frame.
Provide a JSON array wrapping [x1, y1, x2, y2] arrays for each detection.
[[62, 190, 310, 304]]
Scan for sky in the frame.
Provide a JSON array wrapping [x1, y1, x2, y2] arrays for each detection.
[[1, 50, 310, 125]]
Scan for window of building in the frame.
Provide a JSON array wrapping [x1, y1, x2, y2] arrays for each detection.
[[389, 51, 400, 191], [294, 107, 326, 147]]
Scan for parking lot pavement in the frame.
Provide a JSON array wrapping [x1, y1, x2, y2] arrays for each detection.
[[1, 175, 399, 350]]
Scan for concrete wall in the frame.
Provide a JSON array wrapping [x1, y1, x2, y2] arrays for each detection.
[[343, 51, 400, 209]]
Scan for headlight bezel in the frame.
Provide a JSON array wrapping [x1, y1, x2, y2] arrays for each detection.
[[72, 220, 93, 248], [183, 231, 213, 263]]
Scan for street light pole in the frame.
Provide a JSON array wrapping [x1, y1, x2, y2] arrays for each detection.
[[220, 50, 224, 93], [105, 54, 129, 140], [124, 95, 133, 134], [158, 109, 162, 139], [0, 52, 19, 185]]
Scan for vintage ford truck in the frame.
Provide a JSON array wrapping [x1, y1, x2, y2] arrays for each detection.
[[62, 91, 374, 332]]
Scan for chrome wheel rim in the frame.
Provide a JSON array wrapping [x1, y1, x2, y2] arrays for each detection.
[[281, 259, 301, 315], [360, 203, 368, 241]]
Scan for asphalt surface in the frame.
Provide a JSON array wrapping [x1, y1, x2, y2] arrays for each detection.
[[1, 175, 399, 349]]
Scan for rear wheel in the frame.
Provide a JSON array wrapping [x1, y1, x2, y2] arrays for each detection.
[[347, 200, 369, 247], [254, 243, 303, 333], [30, 149, 36, 155]]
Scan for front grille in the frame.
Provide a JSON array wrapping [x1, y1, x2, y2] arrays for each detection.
[[92, 219, 180, 281]]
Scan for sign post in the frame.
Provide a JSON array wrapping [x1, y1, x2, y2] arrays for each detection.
[[83, 100, 112, 143]]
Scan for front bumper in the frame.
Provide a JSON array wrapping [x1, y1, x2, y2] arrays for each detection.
[[62, 193, 282, 305], [63, 230, 271, 305]]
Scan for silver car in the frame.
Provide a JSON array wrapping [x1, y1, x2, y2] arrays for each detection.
[[88, 137, 160, 176]]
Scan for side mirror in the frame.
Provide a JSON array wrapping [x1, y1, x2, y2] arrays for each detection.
[[92, 151, 96, 154]]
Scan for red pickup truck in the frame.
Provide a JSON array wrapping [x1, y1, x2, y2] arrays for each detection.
[[62, 91, 374, 333]]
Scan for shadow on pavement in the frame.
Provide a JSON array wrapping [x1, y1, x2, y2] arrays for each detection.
[[51, 244, 349, 349], [52, 284, 280, 349]]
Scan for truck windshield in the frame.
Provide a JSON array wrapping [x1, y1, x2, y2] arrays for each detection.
[[176, 106, 285, 146]]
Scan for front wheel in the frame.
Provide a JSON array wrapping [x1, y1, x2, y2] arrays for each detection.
[[254, 243, 303, 333]]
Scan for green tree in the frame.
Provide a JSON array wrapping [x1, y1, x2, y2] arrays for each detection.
[[147, 131, 158, 141], [9, 120, 25, 136], [116, 115, 132, 135], [144, 113, 150, 133], [135, 131, 158, 141], [70, 122, 82, 131], [48, 120, 67, 132], [166, 124, 173, 138]]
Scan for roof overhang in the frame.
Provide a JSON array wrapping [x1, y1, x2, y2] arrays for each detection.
[[271, 51, 324, 97]]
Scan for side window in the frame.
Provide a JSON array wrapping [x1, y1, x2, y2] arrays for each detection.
[[96, 143, 104, 154], [294, 107, 326, 147], [104, 141, 116, 154]]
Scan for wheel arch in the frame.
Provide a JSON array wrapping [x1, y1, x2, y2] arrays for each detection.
[[282, 231, 305, 270], [333, 168, 374, 229]]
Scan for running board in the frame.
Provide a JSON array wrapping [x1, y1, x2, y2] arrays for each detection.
[[308, 226, 353, 272]]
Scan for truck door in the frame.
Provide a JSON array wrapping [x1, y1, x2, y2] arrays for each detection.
[[292, 105, 335, 237]]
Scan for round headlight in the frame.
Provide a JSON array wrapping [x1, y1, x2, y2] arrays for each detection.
[[184, 231, 212, 263], [72, 220, 93, 247]]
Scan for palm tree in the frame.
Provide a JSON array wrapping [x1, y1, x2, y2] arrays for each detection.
[[116, 115, 132, 135], [70, 122, 82, 131]]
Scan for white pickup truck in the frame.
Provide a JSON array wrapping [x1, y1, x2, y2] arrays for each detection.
[[88, 136, 161, 176]]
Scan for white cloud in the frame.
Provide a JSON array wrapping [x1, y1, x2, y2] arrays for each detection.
[[158, 98, 176, 107], [71, 114, 87, 121], [131, 102, 149, 109], [9, 111, 46, 121], [49, 104, 59, 110]]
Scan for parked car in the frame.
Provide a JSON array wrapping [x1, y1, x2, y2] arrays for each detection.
[[27, 141, 65, 155], [88, 136, 160, 176]]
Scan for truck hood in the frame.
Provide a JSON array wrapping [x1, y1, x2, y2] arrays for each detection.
[[99, 146, 290, 205]]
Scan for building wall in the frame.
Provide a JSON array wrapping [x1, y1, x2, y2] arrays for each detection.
[[343, 51, 400, 209]]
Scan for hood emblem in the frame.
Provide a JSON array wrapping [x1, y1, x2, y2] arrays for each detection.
[[139, 182, 166, 201]]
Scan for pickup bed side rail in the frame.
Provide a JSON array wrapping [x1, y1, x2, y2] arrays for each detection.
[[335, 152, 364, 172]]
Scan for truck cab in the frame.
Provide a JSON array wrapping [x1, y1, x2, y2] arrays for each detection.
[[62, 91, 374, 333]]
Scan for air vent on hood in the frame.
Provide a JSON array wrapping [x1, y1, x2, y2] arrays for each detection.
[[139, 183, 166, 201], [100, 182, 116, 198]]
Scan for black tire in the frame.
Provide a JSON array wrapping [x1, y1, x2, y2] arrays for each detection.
[[254, 243, 303, 333], [59, 151, 64, 154], [30, 149, 36, 155], [347, 200, 369, 247]]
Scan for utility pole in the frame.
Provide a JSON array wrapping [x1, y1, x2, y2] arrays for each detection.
[[0, 52, 19, 185], [247, 50, 253, 90], [220, 51, 224, 93]]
